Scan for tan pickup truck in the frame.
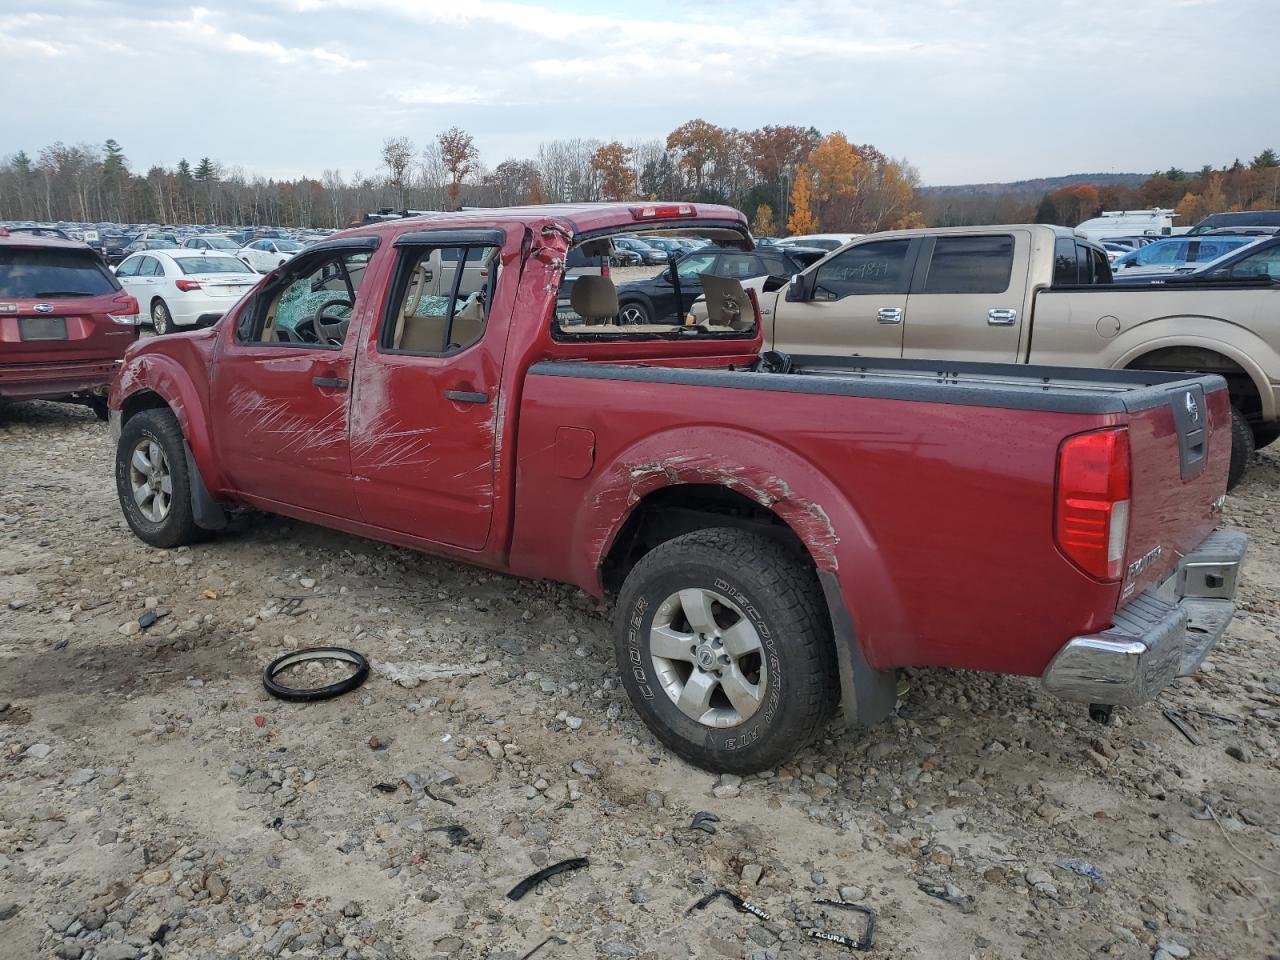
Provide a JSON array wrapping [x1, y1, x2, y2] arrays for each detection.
[[757, 224, 1279, 487]]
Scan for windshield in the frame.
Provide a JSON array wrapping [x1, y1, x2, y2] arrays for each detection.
[[204, 237, 239, 250], [0, 248, 119, 298], [177, 256, 255, 275]]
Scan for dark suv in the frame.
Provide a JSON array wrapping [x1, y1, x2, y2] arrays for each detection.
[[0, 231, 140, 418], [615, 245, 827, 324]]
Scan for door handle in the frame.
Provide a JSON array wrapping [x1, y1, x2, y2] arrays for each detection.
[[444, 389, 489, 404], [877, 307, 903, 324], [988, 308, 1018, 326], [312, 376, 349, 389]]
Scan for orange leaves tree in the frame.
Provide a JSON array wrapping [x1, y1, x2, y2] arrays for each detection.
[[591, 142, 635, 201], [787, 169, 817, 235], [437, 126, 478, 208]]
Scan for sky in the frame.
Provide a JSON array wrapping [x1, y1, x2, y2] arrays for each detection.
[[1, 0, 1276, 186]]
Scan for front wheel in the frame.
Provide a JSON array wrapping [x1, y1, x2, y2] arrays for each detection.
[[1228, 405, 1254, 491], [613, 528, 839, 774], [115, 408, 207, 548]]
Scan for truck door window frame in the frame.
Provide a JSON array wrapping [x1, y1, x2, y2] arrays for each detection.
[[915, 234, 1015, 295], [809, 238, 920, 301], [232, 236, 380, 350], [377, 227, 506, 358]]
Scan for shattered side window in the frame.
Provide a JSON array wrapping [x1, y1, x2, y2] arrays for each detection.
[[238, 252, 369, 348]]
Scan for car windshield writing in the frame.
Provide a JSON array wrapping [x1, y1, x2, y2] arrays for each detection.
[[0, 250, 118, 298]]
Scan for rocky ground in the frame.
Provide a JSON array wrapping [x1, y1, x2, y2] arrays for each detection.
[[0, 398, 1277, 960]]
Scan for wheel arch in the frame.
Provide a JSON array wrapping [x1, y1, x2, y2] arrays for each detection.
[[587, 432, 903, 729], [112, 355, 222, 492], [1117, 335, 1275, 421]]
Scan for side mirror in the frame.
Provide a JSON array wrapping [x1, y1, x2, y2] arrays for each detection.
[[785, 274, 807, 301]]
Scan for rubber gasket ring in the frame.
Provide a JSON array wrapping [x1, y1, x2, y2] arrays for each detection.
[[262, 646, 370, 702]]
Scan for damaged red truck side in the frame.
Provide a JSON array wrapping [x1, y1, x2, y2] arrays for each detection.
[[108, 203, 1247, 773]]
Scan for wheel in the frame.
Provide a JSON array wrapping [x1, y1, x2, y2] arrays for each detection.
[[87, 396, 109, 421], [613, 528, 839, 774], [617, 300, 651, 325], [151, 299, 172, 335], [115, 408, 206, 548], [1251, 422, 1280, 450], [1227, 405, 1254, 491]]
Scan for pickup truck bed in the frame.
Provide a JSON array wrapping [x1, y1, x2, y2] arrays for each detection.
[[107, 203, 1246, 773]]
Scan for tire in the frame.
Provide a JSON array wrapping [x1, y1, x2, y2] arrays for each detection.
[[1228, 405, 1254, 491], [1251, 422, 1280, 450], [87, 396, 109, 422], [613, 528, 838, 774], [151, 299, 172, 335], [617, 300, 651, 325], [115, 408, 206, 548]]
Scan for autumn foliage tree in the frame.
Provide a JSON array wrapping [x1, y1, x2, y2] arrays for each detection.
[[752, 203, 776, 236], [437, 126, 478, 208], [590, 141, 635, 200], [665, 119, 729, 196], [787, 169, 817, 235]]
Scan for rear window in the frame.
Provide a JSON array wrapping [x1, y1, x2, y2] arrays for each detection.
[[178, 256, 253, 275], [922, 235, 1014, 294], [0, 248, 119, 298]]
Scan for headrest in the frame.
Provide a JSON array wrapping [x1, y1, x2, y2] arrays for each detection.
[[570, 275, 619, 319]]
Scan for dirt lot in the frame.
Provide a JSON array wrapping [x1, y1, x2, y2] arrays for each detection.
[[1, 399, 1277, 960]]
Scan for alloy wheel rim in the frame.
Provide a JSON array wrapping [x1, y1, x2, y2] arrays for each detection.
[[650, 587, 767, 728], [128, 438, 173, 522], [620, 305, 646, 324]]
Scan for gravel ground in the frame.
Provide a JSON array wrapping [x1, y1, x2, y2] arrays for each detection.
[[1, 398, 1277, 960]]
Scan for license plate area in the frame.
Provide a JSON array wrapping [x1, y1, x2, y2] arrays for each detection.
[[18, 316, 67, 340]]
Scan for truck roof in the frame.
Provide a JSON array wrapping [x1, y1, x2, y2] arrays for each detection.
[[341, 202, 749, 244]]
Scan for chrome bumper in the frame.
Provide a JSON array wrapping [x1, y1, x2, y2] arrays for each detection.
[[1042, 529, 1247, 706]]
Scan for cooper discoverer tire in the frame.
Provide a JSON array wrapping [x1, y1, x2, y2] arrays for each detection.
[[613, 527, 838, 774], [115, 408, 207, 548], [1227, 405, 1254, 491]]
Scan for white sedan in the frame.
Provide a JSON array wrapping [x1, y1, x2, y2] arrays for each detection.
[[114, 249, 260, 335], [237, 238, 304, 273]]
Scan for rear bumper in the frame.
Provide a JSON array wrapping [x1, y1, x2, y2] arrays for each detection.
[[0, 358, 121, 400], [1042, 529, 1247, 707]]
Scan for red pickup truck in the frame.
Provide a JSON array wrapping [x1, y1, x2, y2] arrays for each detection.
[[1, 231, 140, 418], [108, 203, 1246, 773]]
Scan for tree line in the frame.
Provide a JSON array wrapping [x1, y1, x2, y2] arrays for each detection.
[[0, 122, 923, 235], [923, 149, 1280, 229]]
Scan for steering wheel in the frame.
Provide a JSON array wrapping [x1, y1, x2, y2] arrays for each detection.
[[312, 298, 353, 345]]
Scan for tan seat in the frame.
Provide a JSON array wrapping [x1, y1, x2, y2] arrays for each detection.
[[698, 274, 752, 329], [395, 250, 444, 349], [571, 275, 619, 324]]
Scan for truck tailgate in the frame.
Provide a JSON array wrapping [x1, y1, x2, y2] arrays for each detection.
[[1119, 377, 1231, 601]]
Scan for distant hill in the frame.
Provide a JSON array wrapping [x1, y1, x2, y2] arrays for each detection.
[[920, 173, 1148, 198]]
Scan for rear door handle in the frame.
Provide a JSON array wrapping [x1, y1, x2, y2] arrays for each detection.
[[988, 308, 1018, 326], [877, 307, 903, 324], [312, 376, 349, 389], [444, 389, 489, 404]]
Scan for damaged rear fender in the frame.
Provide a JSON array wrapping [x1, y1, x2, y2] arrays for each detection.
[[579, 425, 909, 680]]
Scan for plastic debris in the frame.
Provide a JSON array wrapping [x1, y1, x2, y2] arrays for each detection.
[[916, 877, 975, 914], [809, 899, 876, 951], [685, 888, 770, 922], [689, 811, 720, 834], [507, 858, 590, 901], [1055, 858, 1102, 880]]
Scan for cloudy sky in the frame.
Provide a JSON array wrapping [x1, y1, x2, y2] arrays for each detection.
[[1, 0, 1274, 185]]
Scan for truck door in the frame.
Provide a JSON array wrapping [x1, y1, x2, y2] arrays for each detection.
[[208, 238, 377, 517], [769, 237, 919, 357], [349, 228, 507, 551], [902, 231, 1030, 363]]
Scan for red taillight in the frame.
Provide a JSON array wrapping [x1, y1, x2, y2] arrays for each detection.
[[601, 262, 611, 278], [631, 204, 694, 220], [1056, 428, 1131, 581], [107, 294, 140, 326], [175, 279, 202, 292]]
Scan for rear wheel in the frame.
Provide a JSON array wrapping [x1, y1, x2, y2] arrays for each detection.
[[151, 299, 172, 335], [613, 528, 838, 774], [1228, 405, 1254, 491], [115, 408, 206, 548]]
